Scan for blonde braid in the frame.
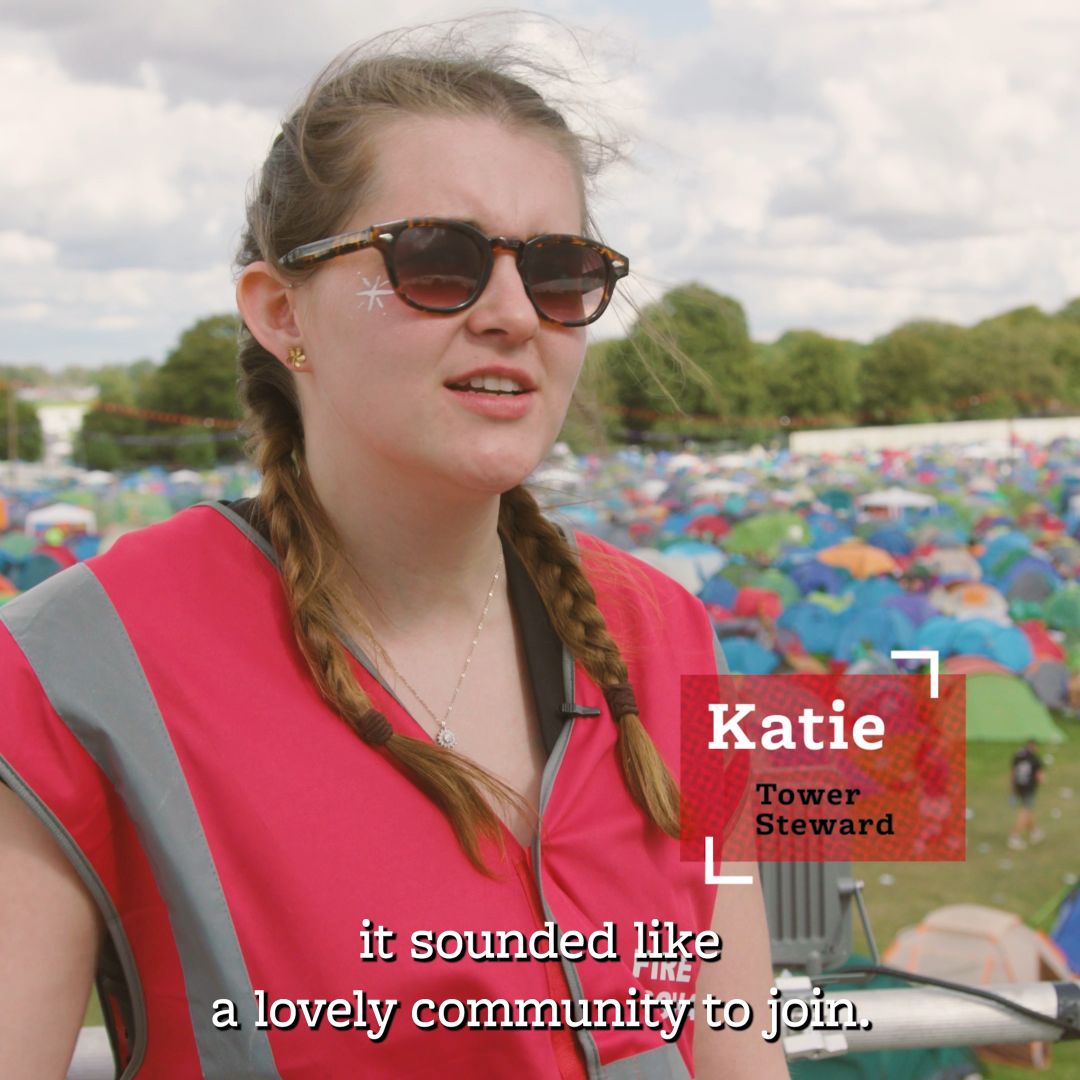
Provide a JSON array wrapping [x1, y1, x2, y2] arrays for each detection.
[[498, 485, 680, 836], [248, 396, 525, 872]]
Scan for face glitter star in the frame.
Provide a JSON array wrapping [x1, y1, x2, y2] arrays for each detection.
[[356, 273, 395, 311]]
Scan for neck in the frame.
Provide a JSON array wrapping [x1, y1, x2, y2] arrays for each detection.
[[303, 449, 509, 638]]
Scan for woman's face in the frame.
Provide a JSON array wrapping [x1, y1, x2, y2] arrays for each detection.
[[291, 114, 590, 502]]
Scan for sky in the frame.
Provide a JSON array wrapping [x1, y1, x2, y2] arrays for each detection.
[[2, 0, 1079, 370]]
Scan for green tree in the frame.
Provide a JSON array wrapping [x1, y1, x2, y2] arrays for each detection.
[[764, 330, 857, 428], [72, 358, 163, 470], [963, 307, 1066, 418], [75, 403, 148, 470], [858, 321, 966, 424], [136, 314, 243, 466], [88, 359, 158, 404], [76, 315, 244, 470], [559, 339, 619, 451], [1058, 296, 1080, 325], [606, 284, 762, 441], [142, 315, 243, 425], [0, 364, 49, 388], [0, 382, 44, 461]]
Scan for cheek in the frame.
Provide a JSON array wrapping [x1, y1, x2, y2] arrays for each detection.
[[351, 267, 398, 318], [556, 333, 587, 387]]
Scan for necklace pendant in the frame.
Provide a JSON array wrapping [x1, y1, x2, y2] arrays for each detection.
[[435, 726, 457, 750]]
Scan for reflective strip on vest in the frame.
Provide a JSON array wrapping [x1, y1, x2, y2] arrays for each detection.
[[2, 564, 282, 1080], [601, 1044, 692, 1079]]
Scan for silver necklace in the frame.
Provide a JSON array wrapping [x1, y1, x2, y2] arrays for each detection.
[[375, 554, 503, 750]]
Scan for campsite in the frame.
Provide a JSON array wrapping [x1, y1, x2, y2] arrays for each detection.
[[3, 434, 1080, 1076]]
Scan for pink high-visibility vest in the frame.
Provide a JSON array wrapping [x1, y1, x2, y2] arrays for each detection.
[[0, 504, 719, 1078]]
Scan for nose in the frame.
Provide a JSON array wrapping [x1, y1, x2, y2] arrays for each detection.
[[464, 250, 540, 342]]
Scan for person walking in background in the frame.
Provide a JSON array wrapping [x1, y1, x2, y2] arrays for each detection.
[[1008, 738, 1045, 850]]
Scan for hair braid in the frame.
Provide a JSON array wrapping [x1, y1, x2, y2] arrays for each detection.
[[243, 371, 525, 872], [498, 485, 680, 836]]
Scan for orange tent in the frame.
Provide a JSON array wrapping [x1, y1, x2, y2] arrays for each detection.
[[817, 539, 900, 579]]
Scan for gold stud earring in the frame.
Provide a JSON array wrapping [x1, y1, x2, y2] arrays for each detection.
[[288, 345, 307, 369]]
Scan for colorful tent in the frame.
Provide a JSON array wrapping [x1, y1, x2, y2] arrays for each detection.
[[886, 904, 1070, 1070], [777, 602, 842, 655], [24, 502, 97, 536], [818, 539, 900, 579], [723, 511, 809, 557], [1051, 887, 1080, 975], [964, 675, 1065, 743], [789, 560, 849, 596], [718, 637, 779, 674], [1045, 585, 1080, 631], [832, 607, 915, 663]]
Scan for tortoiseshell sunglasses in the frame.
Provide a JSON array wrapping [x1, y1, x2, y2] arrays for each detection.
[[280, 218, 629, 327]]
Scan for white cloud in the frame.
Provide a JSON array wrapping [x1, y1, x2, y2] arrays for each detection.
[[0, 38, 272, 263], [0, 230, 57, 265], [2, 0, 1080, 365], [595, 0, 1080, 339]]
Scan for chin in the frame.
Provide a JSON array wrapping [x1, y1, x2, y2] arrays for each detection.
[[454, 440, 550, 495], [457, 459, 542, 498]]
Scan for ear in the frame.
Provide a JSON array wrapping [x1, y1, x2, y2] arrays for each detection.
[[236, 261, 302, 364]]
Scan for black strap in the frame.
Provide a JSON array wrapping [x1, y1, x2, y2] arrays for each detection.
[[501, 537, 567, 756]]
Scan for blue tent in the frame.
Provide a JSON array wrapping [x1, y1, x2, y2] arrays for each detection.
[[981, 530, 1030, 573], [806, 512, 851, 548], [884, 592, 937, 626], [866, 525, 914, 555], [777, 602, 842, 654], [11, 553, 64, 591], [789, 560, 849, 596], [719, 637, 779, 674], [957, 621, 1033, 672], [700, 574, 738, 608], [1052, 886, 1080, 975], [1002, 554, 1061, 585], [69, 534, 101, 561], [851, 577, 903, 607], [832, 607, 915, 663], [914, 616, 961, 655], [661, 511, 694, 534]]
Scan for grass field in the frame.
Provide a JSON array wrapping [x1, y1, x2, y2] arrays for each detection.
[[849, 728, 1080, 1078], [82, 729, 1080, 1076]]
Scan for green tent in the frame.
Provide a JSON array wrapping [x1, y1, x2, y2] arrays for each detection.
[[1046, 584, 1080, 632], [965, 674, 1065, 744], [819, 488, 854, 511], [723, 512, 809, 558], [0, 532, 35, 558], [748, 568, 801, 606]]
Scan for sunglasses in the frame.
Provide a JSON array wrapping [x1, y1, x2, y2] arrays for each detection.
[[280, 218, 629, 327]]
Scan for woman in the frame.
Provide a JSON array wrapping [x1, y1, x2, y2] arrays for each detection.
[[0, 37, 787, 1079]]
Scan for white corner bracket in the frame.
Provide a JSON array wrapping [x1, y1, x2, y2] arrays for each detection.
[[703, 836, 754, 886], [888, 649, 940, 699]]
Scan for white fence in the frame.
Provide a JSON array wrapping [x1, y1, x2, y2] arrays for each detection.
[[790, 416, 1080, 454]]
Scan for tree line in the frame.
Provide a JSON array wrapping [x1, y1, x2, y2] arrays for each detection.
[[4, 288, 1080, 467], [566, 285, 1080, 448]]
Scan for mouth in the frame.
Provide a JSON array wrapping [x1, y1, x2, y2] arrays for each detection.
[[445, 374, 532, 396]]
